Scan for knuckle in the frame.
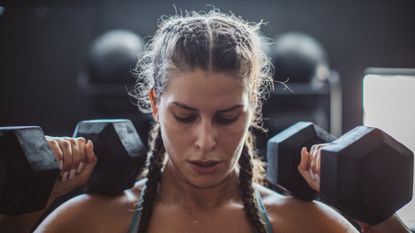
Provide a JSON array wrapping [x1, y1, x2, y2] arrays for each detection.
[[77, 137, 86, 144], [55, 148, 63, 158], [59, 139, 70, 148], [49, 140, 59, 148], [68, 138, 78, 146]]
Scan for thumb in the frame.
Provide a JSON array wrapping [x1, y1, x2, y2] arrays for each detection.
[[298, 147, 310, 172]]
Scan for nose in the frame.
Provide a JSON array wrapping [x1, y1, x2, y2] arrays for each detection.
[[194, 119, 217, 152]]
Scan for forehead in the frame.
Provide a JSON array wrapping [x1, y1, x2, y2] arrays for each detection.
[[161, 69, 248, 108]]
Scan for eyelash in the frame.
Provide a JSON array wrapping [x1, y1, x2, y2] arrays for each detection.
[[174, 114, 197, 123], [173, 114, 239, 125], [215, 115, 239, 124]]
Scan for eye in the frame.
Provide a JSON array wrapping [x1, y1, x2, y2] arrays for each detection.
[[173, 113, 197, 123], [215, 114, 239, 125]]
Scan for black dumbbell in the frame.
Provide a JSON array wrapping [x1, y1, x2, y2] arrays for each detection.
[[73, 119, 147, 195], [0, 119, 147, 215], [266, 121, 335, 200], [0, 126, 60, 214], [267, 121, 413, 225]]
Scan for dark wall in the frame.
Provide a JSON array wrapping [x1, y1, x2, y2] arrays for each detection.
[[1, 0, 415, 136]]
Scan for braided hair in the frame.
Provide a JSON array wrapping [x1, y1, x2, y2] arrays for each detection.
[[137, 124, 165, 233], [132, 9, 274, 233]]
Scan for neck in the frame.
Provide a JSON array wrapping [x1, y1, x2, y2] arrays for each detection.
[[157, 160, 241, 209]]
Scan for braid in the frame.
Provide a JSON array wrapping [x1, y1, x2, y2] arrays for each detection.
[[239, 145, 268, 233], [137, 124, 165, 233]]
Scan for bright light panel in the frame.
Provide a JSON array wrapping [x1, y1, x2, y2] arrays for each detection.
[[363, 74, 415, 227]]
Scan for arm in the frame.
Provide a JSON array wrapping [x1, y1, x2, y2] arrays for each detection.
[[34, 185, 142, 233], [0, 138, 96, 233], [357, 214, 411, 233], [256, 184, 358, 233], [33, 194, 97, 233], [298, 146, 411, 233]]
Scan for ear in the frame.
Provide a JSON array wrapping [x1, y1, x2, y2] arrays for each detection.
[[148, 88, 159, 122]]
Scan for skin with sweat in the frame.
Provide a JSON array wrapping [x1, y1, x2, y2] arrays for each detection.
[[34, 69, 357, 233]]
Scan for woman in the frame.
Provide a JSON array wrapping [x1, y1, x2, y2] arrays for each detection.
[[35, 9, 410, 233]]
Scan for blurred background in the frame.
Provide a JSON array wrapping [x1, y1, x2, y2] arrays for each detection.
[[1, 0, 415, 136], [1, 0, 415, 226]]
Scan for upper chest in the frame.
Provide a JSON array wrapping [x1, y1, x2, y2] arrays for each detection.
[[146, 203, 256, 233]]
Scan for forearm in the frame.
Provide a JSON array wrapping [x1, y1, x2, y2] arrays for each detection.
[[360, 214, 411, 233], [0, 193, 58, 233]]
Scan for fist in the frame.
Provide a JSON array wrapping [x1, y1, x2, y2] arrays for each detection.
[[45, 136, 97, 197]]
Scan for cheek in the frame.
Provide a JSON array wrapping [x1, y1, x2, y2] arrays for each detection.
[[218, 116, 250, 152], [159, 113, 192, 157]]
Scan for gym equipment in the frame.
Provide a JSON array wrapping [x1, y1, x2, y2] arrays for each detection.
[[271, 32, 330, 84], [85, 29, 144, 85], [0, 119, 146, 215], [0, 126, 59, 214], [267, 121, 414, 225], [73, 119, 146, 195], [266, 121, 335, 201]]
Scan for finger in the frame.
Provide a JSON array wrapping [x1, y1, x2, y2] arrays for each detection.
[[310, 143, 326, 155], [299, 147, 310, 171], [298, 147, 321, 192], [310, 144, 325, 174], [76, 137, 87, 173], [56, 139, 73, 181], [79, 140, 97, 180], [316, 149, 321, 175], [310, 147, 317, 174], [85, 140, 97, 164], [68, 138, 81, 180], [310, 144, 318, 156], [46, 139, 64, 171]]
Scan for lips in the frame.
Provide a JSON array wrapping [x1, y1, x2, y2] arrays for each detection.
[[188, 160, 223, 175]]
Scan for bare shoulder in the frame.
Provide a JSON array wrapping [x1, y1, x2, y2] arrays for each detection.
[[35, 180, 146, 233], [254, 184, 358, 233]]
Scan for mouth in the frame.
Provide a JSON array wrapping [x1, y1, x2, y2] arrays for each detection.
[[188, 160, 223, 175]]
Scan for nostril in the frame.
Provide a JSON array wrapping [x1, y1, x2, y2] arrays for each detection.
[[194, 121, 217, 150], [195, 134, 216, 151]]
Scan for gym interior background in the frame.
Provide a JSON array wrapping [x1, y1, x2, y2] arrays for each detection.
[[1, 0, 415, 228]]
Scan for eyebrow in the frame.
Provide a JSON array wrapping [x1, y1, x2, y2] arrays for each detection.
[[172, 102, 244, 113]]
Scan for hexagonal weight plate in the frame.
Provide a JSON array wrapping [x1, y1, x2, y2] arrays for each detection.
[[0, 126, 59, 214], [73, 119, 147, 195], [266, 121, 335, 200], [321, 126, 414, 225]]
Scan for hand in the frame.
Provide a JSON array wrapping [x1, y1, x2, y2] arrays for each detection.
[[297, 144, 327, 193], [298, 144, 412, 233], [0, 137, 97, 233], [46, 137, 97, 198]]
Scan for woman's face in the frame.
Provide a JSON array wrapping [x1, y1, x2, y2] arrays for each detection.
[[153, 69, 252, 188]]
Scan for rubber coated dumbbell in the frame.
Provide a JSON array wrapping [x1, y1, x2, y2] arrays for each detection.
[[0, 126, 60, 214], [0, 119, 146, 215], [266, 122, 335, 200], [73, 119, 147, 195], [267, 121, 413, 225]]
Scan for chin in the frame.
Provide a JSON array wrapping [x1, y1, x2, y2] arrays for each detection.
[[187, 179, 226, 189], [184, 171, 236, 189]]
